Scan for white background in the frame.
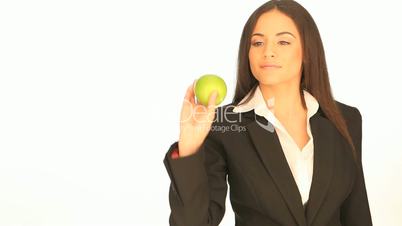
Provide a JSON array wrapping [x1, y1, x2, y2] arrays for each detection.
[[0, 0, 401, 225]]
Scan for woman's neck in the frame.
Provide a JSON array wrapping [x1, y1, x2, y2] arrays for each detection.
[[259, 81, 306, 121]]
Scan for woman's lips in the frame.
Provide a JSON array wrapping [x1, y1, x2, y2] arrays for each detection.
[[260, 64, 282, 68]]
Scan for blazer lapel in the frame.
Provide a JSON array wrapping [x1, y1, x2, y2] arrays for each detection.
[[243, 108, 335, 226], [305, 111, 335, 226], [245, 111, 307, 226]]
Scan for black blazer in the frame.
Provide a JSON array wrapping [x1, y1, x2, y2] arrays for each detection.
[[163, 101, 372, 226]]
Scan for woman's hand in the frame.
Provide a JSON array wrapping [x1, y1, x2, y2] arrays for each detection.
[[178, 80, 218, 157]]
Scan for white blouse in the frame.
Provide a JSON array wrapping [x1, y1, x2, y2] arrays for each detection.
[[233, 86, 320, 206]]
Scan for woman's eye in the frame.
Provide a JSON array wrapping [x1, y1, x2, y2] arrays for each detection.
[[279, 41, 290, 45], [252, 41, 263, 47], [252, 41, 289, 47]]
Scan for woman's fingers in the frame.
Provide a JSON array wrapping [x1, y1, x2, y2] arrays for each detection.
[[183, 82, 218, 124], [208, 90, 218, 108], [207, 90, 218, 121], [183, 81, 196, 105]]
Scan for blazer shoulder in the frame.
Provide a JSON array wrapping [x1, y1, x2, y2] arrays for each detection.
[[335, 100, 363, 159], [335, 100, 362, 121]]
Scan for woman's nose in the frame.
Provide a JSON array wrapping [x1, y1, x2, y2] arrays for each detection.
[[263, 43, 276, 58]]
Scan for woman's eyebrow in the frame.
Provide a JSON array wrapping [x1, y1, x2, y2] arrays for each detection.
[[251, 31, 295, 38]]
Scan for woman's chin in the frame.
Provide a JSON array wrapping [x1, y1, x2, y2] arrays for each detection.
[[258, 77, 283, 86]]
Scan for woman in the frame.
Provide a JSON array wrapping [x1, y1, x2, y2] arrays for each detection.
[[163, 0, 372, 225]]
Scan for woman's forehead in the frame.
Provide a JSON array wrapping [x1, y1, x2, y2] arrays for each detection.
[[253, 11, 299, 38]]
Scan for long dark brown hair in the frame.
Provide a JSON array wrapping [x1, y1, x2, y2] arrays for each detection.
[[232, 0, 358, 163]]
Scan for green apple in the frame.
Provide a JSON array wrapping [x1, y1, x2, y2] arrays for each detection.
[[195, 74, 227, 106]]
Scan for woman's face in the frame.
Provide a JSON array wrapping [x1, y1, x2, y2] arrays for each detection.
[[249, 9, 303, 86]]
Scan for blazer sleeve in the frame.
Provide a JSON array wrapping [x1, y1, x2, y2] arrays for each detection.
[[163, 131, 228, 226], [340, 107, 373, 225]]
